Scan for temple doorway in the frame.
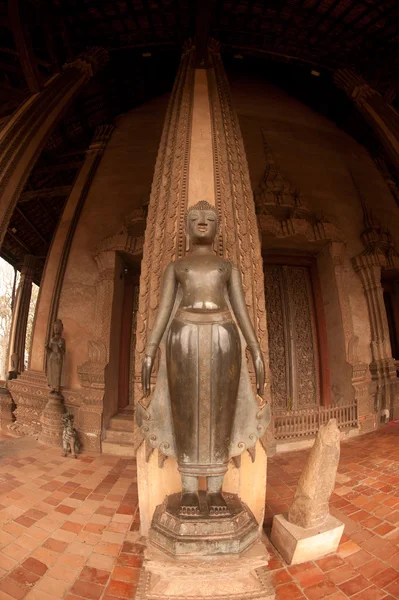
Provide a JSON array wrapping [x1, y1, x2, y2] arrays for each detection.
[[263, 255, 327, 414], [118, 263, 140, 410]]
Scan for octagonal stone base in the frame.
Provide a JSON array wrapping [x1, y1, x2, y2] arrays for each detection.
[[149, 491, 259, 556]]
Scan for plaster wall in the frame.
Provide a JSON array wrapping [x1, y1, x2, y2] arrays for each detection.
[[55, 95, 169, 391], [229, 75, 399, 371]]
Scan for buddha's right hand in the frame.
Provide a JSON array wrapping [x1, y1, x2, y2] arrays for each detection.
[[141, 354, 155, 397]]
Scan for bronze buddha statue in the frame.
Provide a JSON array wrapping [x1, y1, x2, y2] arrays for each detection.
[[138, 200, 268, 517]]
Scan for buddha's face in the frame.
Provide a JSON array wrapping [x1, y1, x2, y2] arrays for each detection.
[[187, 209, 217, 245]]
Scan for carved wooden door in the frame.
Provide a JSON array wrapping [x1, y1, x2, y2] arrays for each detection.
[[264, 262, 321, 412]]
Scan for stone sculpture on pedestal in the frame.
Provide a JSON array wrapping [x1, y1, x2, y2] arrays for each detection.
[[45, 319, 66, 394], [271, 419, 344, 564], [137, 201, 270, 547], [136, 200, 274, 598], [39, 319, 66, 446]]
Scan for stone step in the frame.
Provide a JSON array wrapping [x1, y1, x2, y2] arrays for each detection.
[[101, 440, 136, 457], [108, 414, 135, 431], [104, 428, 135, 444]]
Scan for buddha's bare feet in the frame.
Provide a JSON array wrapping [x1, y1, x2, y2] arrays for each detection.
[[207, 492, 230, 516], [179, 492, 200, 516]]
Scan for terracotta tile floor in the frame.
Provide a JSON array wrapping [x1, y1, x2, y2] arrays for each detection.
[[0, 425, 397, 599]]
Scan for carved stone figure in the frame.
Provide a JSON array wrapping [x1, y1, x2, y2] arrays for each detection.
[[61, 413, 80, 458], [288, 418, 340, 529], [138, 200, 270, 517], [45, 319, 66, 394]]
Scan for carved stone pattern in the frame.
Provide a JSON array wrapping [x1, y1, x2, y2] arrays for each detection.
[[134, 45, 195, 393], [208, 48, 269, 390], [287, 267, 319, 408], [130, 283, 140, 405], [263, 266, 288, 410]]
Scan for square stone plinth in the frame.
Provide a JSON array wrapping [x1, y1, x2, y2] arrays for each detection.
[[270, 513, 344, 565], [135, 539, 275, 600]]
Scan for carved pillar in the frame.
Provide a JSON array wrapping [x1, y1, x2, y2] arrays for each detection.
[[29, 124, 114, 373], [0, 46, 108, 245], [136, 40, 270, 534], [7, 254, 38, 377], [353, 252, 399, 419], [334, 69, 399, 176]]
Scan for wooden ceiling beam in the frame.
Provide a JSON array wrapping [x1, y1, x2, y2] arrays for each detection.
[[8, 0, 42, 93], [18, 185, 72, 202], [33, 162, 82, 174], [15, 206, 49, 246], [7, 229, 33, 254]]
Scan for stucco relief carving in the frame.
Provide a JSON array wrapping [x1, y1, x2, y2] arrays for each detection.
[[77, 223, 144, 391], [208, 44, 270, 408], [134, 44, 194, 402], [255, 133, 343, 244]]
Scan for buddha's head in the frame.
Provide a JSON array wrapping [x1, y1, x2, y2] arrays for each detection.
[[53, 319, 63, 336], [186, 201, 219, 246]]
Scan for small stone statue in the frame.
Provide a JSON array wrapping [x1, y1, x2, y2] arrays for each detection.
[[62, 413, 80, 458], [289, 418, 340, 529], [45, 319, 66, 394], [7, 353, 19, 381], [138, 200, 270, 517]]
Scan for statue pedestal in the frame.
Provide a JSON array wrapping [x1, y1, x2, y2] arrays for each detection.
[[136, 539, 275, 600], [39, 392, 65, 447], [150, 492, 259, 556], [0, 388, 14, 431], [270, 513, 344, 565]]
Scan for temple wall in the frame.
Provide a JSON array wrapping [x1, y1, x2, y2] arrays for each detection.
[[229, 75, 399, 372], [55, 95, 169, 390]]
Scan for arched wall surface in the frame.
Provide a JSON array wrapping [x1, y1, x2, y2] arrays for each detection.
[[229, 74, 399, 370], [54, 95, 169, 389]]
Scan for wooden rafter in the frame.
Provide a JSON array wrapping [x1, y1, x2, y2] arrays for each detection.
[[18, 185, 72, 202], [15, 206, 49, 246]]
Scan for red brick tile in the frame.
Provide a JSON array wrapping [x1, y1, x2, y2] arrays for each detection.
[[362, 517, 383, 529], [0, 576, 29, 599], [80, 566, 111, 585], [105, 580, 138, 598], [120, 541, 145, 555], [351, 586, 388, 600], [370, 568, 399, 589], [327, 565, 360, 584], [273, 569, 293, 585], [116, 553, 143, 568], [374, 523, 396, 536], [294, 567, 326, 588], [315, 556, 345, 573], [55, 504, 75, 515], [339, 575, 373, 596], [303, 579, 337, 599], [111, 566, 141, 583], [24, 509, 47, 521], [346, 549, 373, 567], [358, 558, 388, 579], [351, 510, 370, 522], [384, 511, 399, 524], [61, 521, 83, 533], [43, 538, 68, 553], [14, 516, 35, 528], [9, 566, 41, 586], [384, 580, 399, 596], [70, 579, 104, 599], [83, 523, 106, 535], [275, 582, 304, 599], [22, 557, 48, 576]]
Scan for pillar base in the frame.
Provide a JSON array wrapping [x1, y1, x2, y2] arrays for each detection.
[[39, 392, 65, 446], [270, 513, 344, 565], [150, 492, 259, 557], [0, 387, 14, 431], [136, 540, 274, 600]]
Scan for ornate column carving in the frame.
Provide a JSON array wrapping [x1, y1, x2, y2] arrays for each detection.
[[353, 207, 399, 419], [207, 42, 270, 402], [334, 69, 399, 176], [134, 44, 195, 397], [7, 254, 38, 378], [0, 47, 108, 246]]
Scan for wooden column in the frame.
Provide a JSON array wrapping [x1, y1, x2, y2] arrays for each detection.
[[0, 47, 108, 246], [335, 69, 399, 177], [7, 254, 38, 377]]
